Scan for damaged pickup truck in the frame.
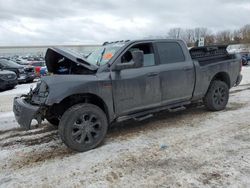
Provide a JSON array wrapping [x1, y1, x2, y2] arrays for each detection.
[[13, 39, 242, 152]]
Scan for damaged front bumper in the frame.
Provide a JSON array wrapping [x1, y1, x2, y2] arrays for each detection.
[[13, 97, 42, 130]]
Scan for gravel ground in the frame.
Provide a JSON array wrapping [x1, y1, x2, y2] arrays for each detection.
[[0, 67, 250, 188]]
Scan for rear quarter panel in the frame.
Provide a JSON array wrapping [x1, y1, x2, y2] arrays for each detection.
[[192, 58, 241, 100]]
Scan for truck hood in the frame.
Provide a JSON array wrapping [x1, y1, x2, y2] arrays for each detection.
[[45, 48, 98, 74]]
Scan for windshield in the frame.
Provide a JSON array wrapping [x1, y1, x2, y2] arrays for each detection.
[[86, 43, 125, 66]]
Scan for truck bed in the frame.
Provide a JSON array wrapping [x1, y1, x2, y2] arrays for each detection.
[[189, 45, 234, 66]]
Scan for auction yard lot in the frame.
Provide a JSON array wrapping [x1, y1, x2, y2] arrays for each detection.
[[0, 67, 250, 188]]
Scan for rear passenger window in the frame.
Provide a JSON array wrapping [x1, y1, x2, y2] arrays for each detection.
[[157, 42, 185, 64]]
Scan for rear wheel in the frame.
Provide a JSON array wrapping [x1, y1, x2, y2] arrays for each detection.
[[204, 80, 229, 111], [59, 103, 108, 152]]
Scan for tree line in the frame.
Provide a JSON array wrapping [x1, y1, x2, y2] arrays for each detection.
[[165, 24, 250, 47]]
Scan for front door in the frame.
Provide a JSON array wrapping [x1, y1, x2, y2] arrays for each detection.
[[111, 42, 161, 116]]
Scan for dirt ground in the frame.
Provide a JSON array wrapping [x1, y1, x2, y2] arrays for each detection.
[[0, 68, 250, 188]]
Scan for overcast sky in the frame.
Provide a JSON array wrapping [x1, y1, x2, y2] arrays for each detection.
[[0, 0, 249, 46]]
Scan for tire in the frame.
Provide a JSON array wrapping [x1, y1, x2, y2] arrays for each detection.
[[204, 80, 229, 111], [46, 117, 59, 126], [59, 103, 108, 152]]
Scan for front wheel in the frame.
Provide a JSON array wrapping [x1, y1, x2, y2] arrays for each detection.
[[59, 103, 108, 152], [204, 80, 229, 111]]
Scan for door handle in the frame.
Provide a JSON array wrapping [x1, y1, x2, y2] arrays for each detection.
[[147, 72, 158, 77]]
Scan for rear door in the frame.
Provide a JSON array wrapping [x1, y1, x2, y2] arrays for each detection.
[[111, 42, 161, 116], [155, 41, 195, 105]]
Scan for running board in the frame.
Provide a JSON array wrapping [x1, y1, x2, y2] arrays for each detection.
[[133, 114, 153, 121], [116, 101, 190, 123], [117, 114, 153, 122], [168, 106, 186, 112]]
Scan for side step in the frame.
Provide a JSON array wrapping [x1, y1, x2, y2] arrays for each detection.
[[117, 114, 154, 122], [133, 114, 153, 121], [168, 106, 186, 112], [116, 102, 190, 123]]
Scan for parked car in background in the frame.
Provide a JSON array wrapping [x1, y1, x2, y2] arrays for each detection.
[[40, 66, 48, 76], [11, 56, 46, 77], [241, 53, 250, 66], [0, 70, 17, 91], [14, 58, 29, 65], [0, 59, 36, 83], [28, 61, 46, 77]]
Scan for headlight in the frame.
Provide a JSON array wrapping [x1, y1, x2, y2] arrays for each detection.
[[38, 81, 49, 97]]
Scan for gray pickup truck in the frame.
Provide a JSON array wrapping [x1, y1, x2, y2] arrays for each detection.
[[13, 39, 242, 152]]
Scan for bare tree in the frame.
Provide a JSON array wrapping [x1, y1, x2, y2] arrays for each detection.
[[216, 30, 232, 44], [159, 24, 250, 46], [181, 29, 195, 46], [232, 30, 241, 44], [167, 28, 182, 39], [240, 24, 250, 43], [205, 34, 216, 45]]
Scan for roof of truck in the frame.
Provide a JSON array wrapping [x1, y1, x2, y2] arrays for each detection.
[[102, 39, 185, 46]]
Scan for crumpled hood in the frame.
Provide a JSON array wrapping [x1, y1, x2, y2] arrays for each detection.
[[45, 47, 98, 73]]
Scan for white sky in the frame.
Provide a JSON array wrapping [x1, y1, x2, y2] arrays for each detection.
[[0, 0, 249, 46]]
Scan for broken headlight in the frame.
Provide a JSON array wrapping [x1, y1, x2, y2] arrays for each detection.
[[38, 81, 49, 98]]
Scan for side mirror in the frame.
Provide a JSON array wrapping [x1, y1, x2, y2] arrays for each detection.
[[113, 50, 144, 71], [131, 50, 144, 68]]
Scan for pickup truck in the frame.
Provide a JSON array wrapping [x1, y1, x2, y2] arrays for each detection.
[[13, 39, 242, 152]]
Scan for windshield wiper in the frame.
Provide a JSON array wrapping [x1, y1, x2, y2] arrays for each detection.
[[96, 48, 106, 66]]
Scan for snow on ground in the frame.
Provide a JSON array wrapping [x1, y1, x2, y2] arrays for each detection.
[[0, 82, 36, 97], [0, 82, 37, 113], [0, 68, 250, 188]]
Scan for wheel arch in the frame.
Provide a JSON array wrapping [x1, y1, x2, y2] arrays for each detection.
[[203, 72, 231, 98], [211, 72, 231, 88], [47, 93, 110, 122]]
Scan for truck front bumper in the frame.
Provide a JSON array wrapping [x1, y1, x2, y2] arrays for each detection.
[[13, 97, 40, 130]]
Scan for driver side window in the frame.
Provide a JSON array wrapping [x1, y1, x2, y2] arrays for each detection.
[[121, 43, 155, 67]]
